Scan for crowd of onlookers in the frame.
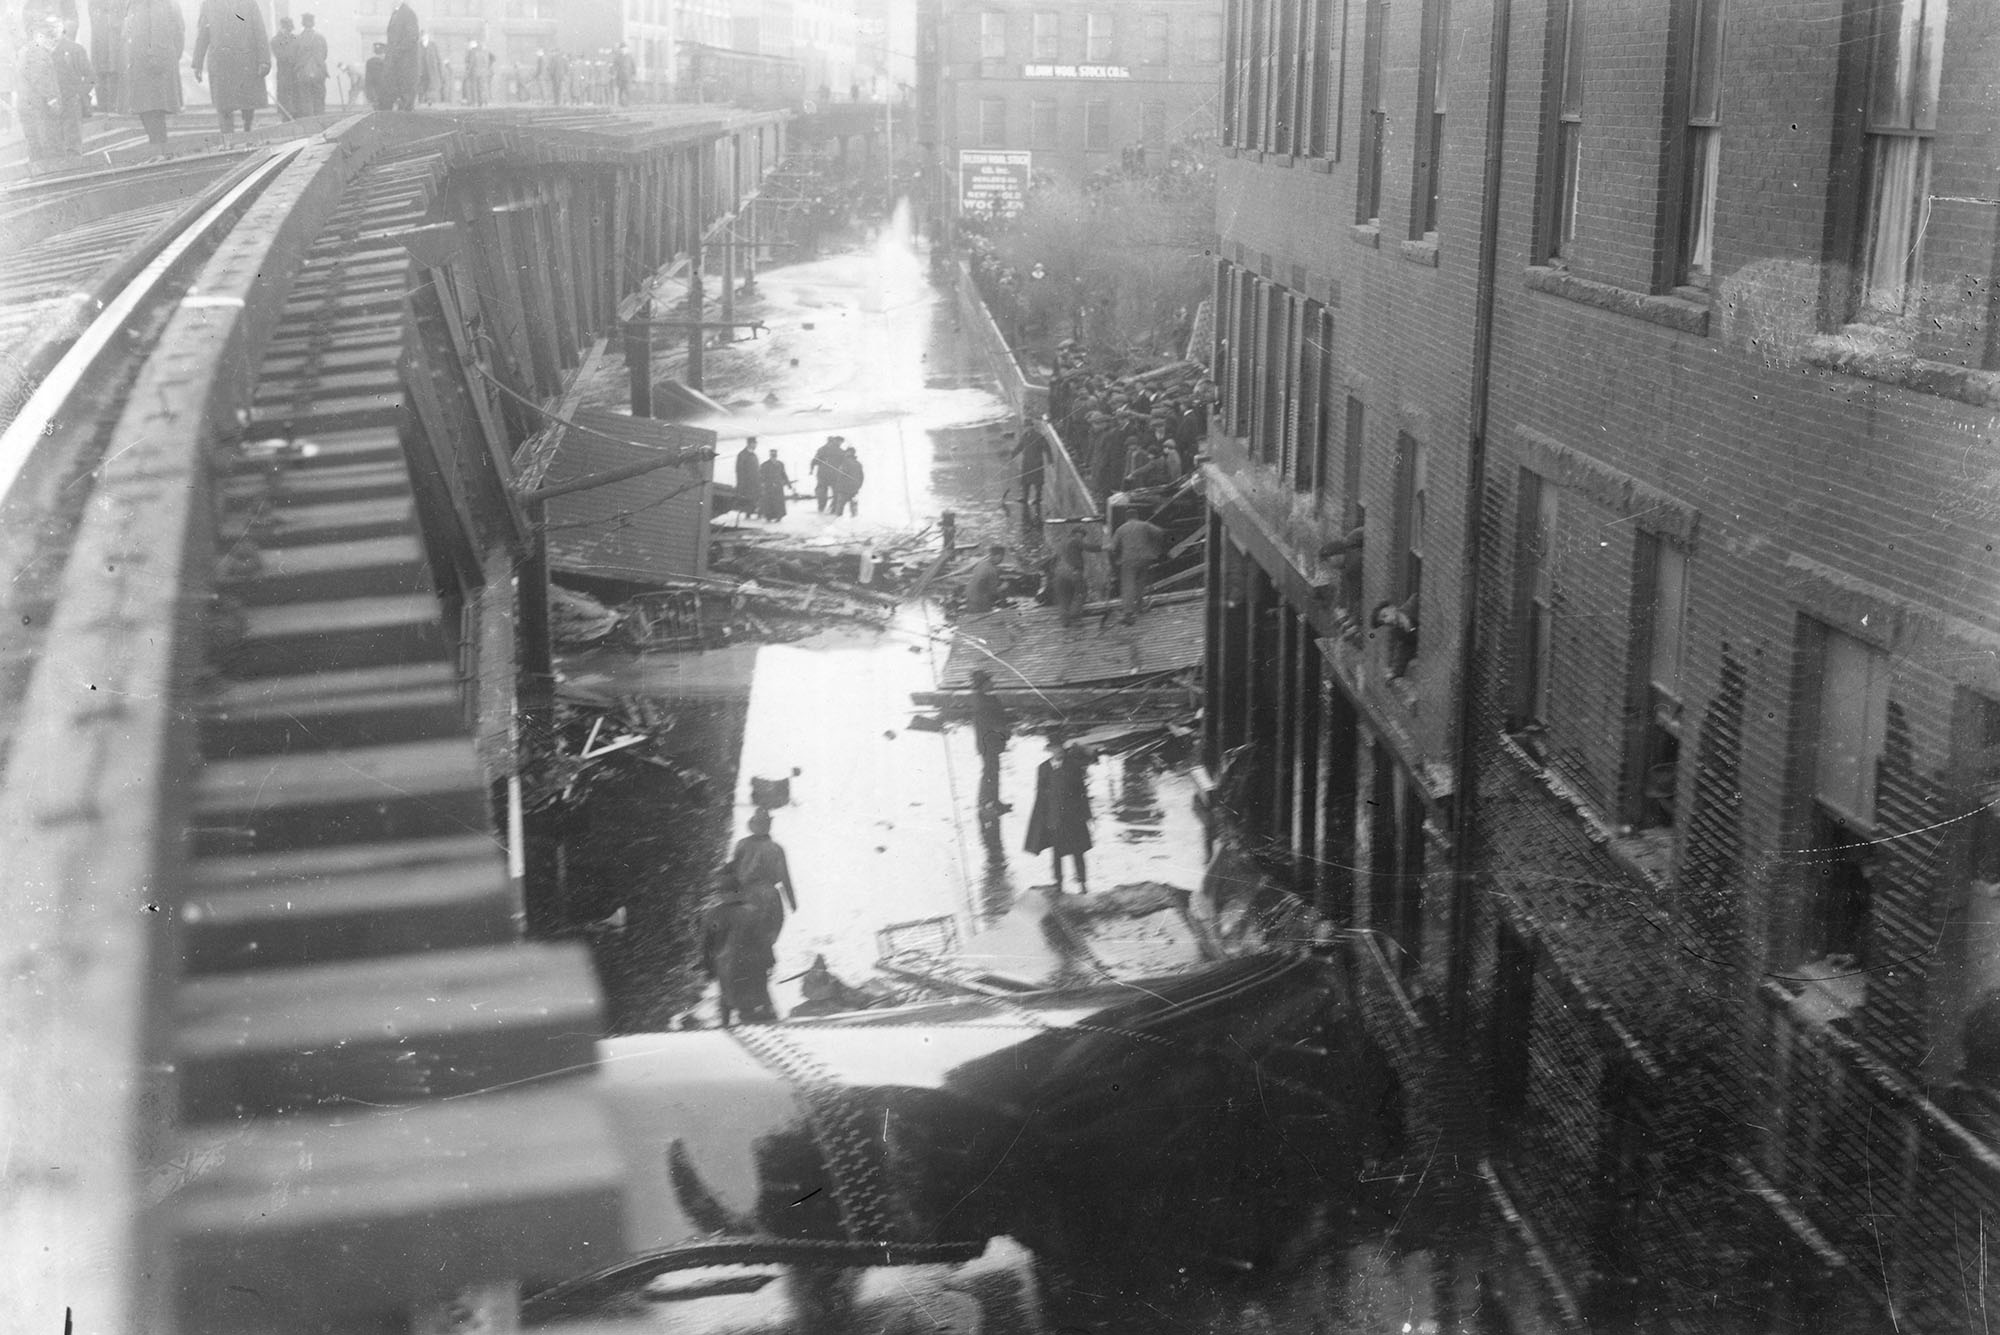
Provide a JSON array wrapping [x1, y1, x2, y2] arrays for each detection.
[[1046, 345, 1215, 504], [3, 0, 646, 166]]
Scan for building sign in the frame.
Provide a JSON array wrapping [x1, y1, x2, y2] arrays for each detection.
[[958, 149, 1032, 217], [1022, 64, 1131, 79]]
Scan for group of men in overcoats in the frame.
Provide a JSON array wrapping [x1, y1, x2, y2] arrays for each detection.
[[733, 437, 865, 525], [16, 0, 338, 159]]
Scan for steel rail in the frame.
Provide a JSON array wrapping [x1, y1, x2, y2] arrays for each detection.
[[0, 138, 309, 513]]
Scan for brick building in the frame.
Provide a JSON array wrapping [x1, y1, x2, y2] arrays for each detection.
[[925, 0, 1226, 198], [1202, 0, 2000, 1328]]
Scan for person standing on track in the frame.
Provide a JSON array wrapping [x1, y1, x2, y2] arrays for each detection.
[[118, 0, 181, 150], [970, 669, 1013, 813], [15, 15, 67, 162], [382, 0, 418, 110], [758, 447, 791, 522], [809, 435, 843, 513], [1025, 735, 1094, 893], [836, 443, 865, 517], [733, 437, 761, 521], [192, 0, 269, 134], [293, 13, 327, 115], [268, 15, 296, 116]]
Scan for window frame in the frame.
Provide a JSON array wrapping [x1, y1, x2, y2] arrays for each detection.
[[1514, 470, 1558, 730], [1356, 0, 1387, 225], [1083, 97, 1112, 150], [1143, 12, 1170, 65], [978, 96, 1008, 148], [1622, 533, 1688, 829], [1031, 9, 1059, 61], [1030, 96, 1060, 149], [979, 9, 1007, 60], [1540, 0, 1585, 261], [1410, 0, 1451, 237], [1794, 621, 1890, 968], [1086, 11, 1115, 62], [1857, 0, 1945, 319]]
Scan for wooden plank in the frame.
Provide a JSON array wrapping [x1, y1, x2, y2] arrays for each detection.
[[181, 832, 514, 973], [218, 593, 450, 679], [218, 533, 430, 605], [199, 660, 468, 755], [169, 1084, 624, 1329], [191, 735, 488, 855], [175, 942, 602, 1120]]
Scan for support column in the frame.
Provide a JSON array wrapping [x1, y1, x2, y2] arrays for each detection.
[[686, 159, 705, 391], [719, 221, 736, 342], [744, 201, 758, 291], [626, 296, 652, 417]]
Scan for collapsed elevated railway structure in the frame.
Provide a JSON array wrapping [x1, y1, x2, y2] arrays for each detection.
[[0, 105, 792, 1333]]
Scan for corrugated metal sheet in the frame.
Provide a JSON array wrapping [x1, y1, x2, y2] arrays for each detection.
[[542, 409, 717, 585], [940, 594, 1204, 691]]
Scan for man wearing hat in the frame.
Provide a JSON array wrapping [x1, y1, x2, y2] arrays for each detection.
[[970, 668, 1013, 812], [809, 435, 845, 514], [700, 865, 781, 1024]]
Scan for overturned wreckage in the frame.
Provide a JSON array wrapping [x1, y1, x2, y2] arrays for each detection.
[[527, 952, 1407, 1321]]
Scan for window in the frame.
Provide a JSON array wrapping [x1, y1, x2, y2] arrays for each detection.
[[1860, 0, 1945, 315], [1356, 0, 1387, 224], [979, 97, 1007, 147], [1274, 0, 1298, 152], [1386, 434, 1425, 675], [1306, 0, 1345, 158], [1341, 396, 1365, 613], [1295, 299, 1325, 492], [1802, 625, 1889, 965], [1544, 0, 1584, 257], [1677, 0, 1725, 282], [979, 10, 1006, 60], [1196, 12, 1223, 62], [1370, 743, 1428, 973], [1628, 536, 1687, 827], [1144, 13, 1169, 64], [1032, 10, 1058, 60], [1142, 100, 1166, 147], [1084, 99, 1112, 150], [1086, 12, 1114, 61], [1031, 97, 1059, 148], [1411, 0, 1450, 236], [1258, 283, 1284, 466], [1223, 2, 1243, 143], [1515, 471, 1558, 728]]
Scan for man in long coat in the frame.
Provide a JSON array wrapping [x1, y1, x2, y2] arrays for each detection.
[[730, 810, 797, 914], [191, 0, 268, 131], [117, 0, 180, 146], [1025, 737, 1093, 892], [757, 448, 791, 522], [733, 437, 760, 520], [15, 18, 67, 161], [382, 0, 417, 109], [417, 31, 443, 103], [699, 867, 782, 1025], [267, 14, 295, 115], [86, 0, 121, 111], [292, 12, 325, 113], [809, 436, 843, 513]]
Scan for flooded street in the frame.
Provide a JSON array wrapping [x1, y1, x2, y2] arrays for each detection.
[[565, 203, 1209, 1021], [549, 209, 1443, 1334]]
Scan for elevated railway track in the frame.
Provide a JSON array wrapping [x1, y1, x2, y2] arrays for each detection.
[[0, 105, 789, 1334]]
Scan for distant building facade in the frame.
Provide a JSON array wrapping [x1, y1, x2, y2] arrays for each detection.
[[1204, 0, 2000, 1329], [928, 0, 1224, 197]]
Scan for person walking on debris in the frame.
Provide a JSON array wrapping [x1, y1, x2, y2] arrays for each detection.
[[1108, 513, 1167, 624], [192, 0, 270, 133], [758, 447, 792, 522], [810, 436, 844, 513], [1007, 418, 1048, 515], [1026, 734, 1093, 893], [836, 443, 865, 516], [700, 865, 781, 1025], [963, 543, 1006, 614], [731, 809, 798, 914], [734, 437, 761, 521], [1048, 524, 1097, 627], [970, 669, 1013, 812]]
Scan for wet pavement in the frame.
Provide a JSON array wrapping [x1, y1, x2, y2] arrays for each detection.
[[564, 203, 1209, 1019], [552, 208, 1446, 1333]]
